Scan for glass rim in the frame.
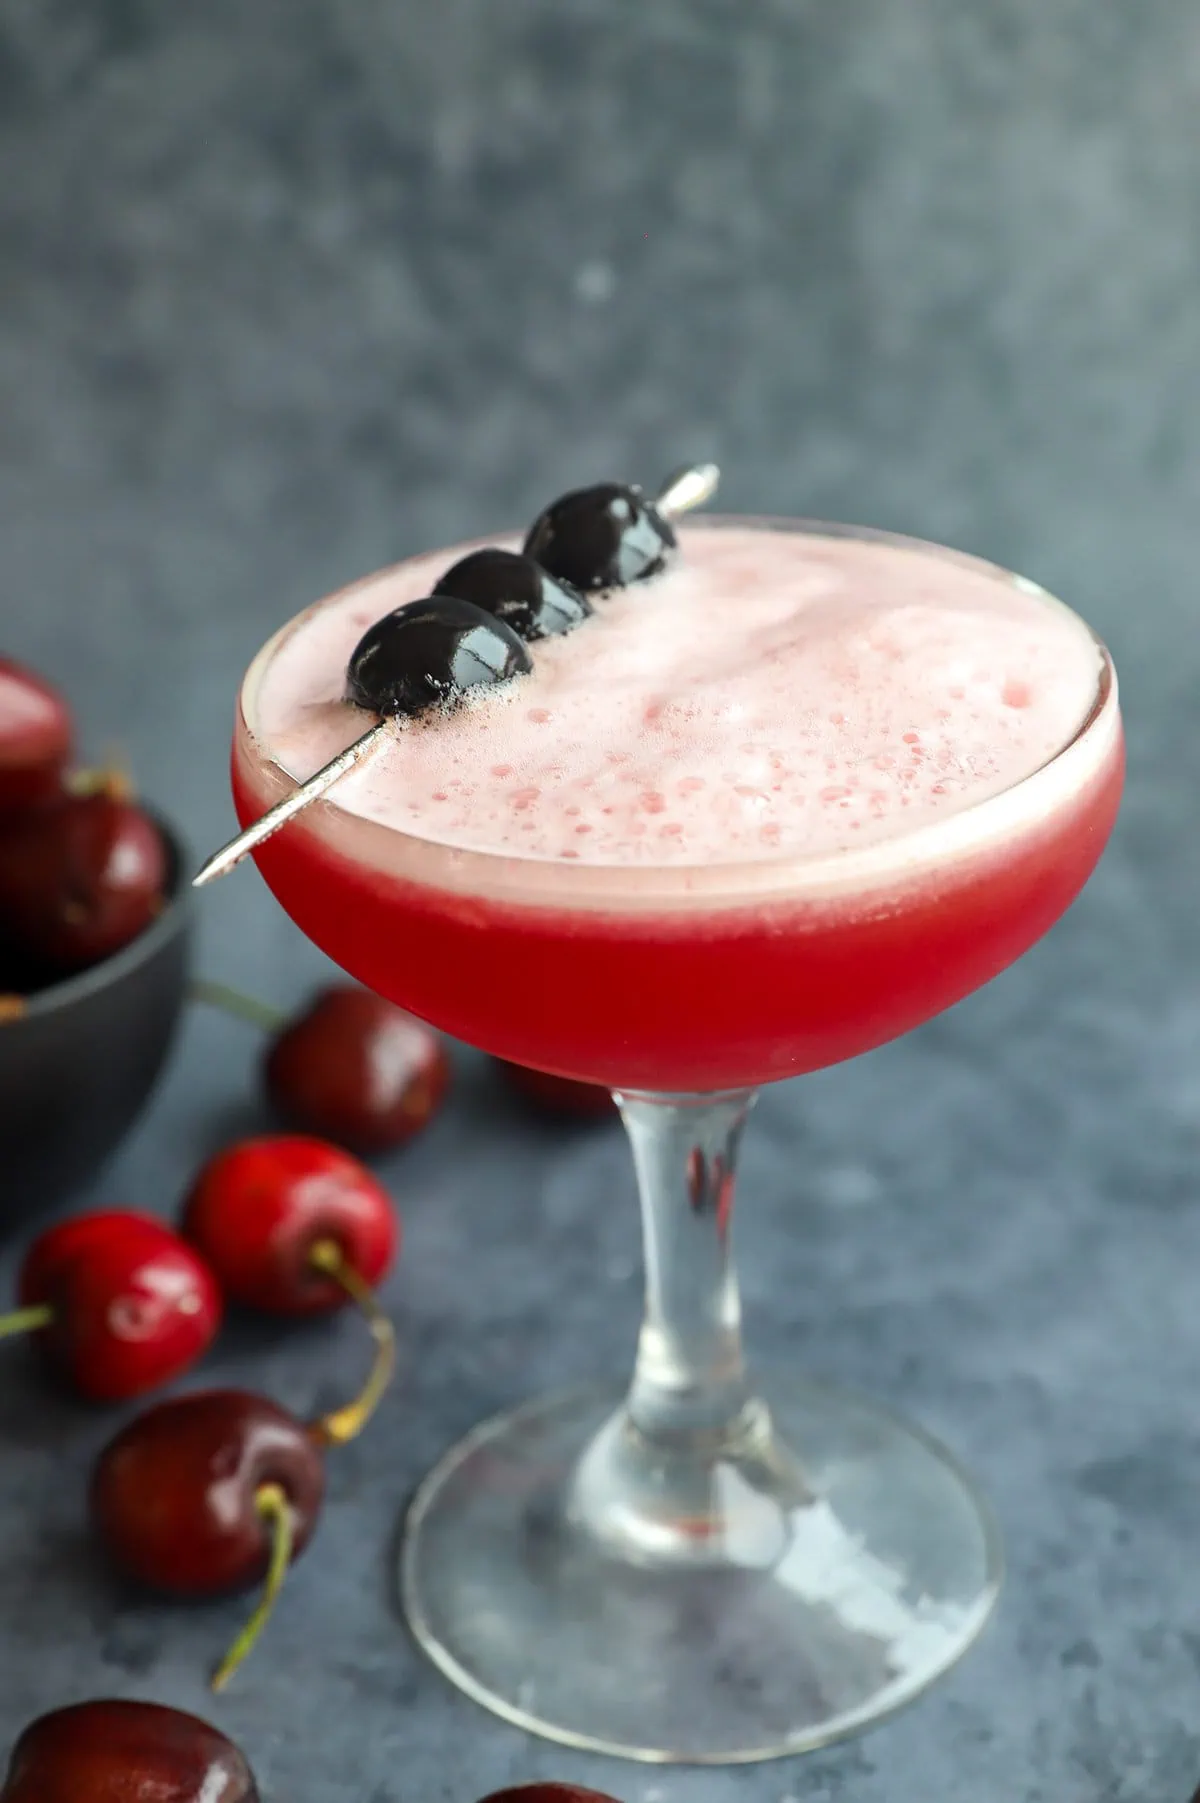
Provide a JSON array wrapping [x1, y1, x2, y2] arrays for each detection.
[[235, 515, 1121, 913]]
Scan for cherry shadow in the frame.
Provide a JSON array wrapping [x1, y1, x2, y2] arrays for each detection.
[[0, 1351, 92, 1451]]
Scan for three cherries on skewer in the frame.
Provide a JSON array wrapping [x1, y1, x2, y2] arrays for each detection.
[[194, 464, 719, 886], [189, 471, 710, 1104]]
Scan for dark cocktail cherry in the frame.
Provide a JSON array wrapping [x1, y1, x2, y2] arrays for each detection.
[[433, 548, 592, 642], [523, 483, 677, 593], [92, 1388, 327, 1691], [1, 1699, 259, 1803], [346, 595, 532, 720], [0, 1210, 221, 1402]]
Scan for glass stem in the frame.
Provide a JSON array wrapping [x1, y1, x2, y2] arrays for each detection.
[[617, 1089, 757, 1446]]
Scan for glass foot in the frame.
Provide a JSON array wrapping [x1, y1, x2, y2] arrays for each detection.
[[400, 1378, 1002, 1763]]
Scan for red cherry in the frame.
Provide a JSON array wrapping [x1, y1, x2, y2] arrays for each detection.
[[478, 1790, 623, 1803], [92, 1388, 325, 1689], [0, 791, 167, 971], [494, 1057, 616, 1118], [16, 1208, 143, 1295], [264, 983, 450, 1152], [1, 1699, 258, 1802], [182, 1135, 398, 1316], [0, 656, 72, 822], [92, 1388, 324, 1595], [4, 1210, 221, 1402]]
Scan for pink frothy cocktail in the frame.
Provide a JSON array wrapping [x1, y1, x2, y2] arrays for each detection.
[[236, 521, 1121, 1090]]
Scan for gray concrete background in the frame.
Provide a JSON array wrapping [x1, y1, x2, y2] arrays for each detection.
[[1, 4, 1198, 1799]]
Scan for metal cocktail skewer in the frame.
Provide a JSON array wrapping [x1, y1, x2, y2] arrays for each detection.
[[652, 462, 720, 518], [192, 463, 720, 888]]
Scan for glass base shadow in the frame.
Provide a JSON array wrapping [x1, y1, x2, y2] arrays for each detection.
[[401, 1376, 1001, 1764]]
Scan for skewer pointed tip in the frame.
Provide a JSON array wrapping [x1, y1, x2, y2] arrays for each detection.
[[190, 720, 390, 889], [191, 848, 240, 889]]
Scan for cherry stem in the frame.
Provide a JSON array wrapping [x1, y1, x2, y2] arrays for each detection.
[[210, 1481, 294, 1692], [307, 1238, 397, 1447], [188, 977, 288, 1034], [0, 1303, 54, 1340], [65, 756, 133, 802]]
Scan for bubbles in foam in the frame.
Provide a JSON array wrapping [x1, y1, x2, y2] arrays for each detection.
[[253, 526, 1103, 868]]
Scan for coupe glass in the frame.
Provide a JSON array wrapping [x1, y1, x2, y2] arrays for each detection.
[[232, 520, 1123, 1762]]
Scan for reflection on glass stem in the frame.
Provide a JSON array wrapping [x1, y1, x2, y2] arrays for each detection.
[[567, 1089, 814, 1571]]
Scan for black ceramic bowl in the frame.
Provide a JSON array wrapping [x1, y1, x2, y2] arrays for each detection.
[[0, 815, 191, 1229]]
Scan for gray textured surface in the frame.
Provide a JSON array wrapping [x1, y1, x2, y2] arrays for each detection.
[[1, 3, 1198, 1798]]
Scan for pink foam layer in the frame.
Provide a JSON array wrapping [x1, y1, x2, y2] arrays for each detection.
[[249, 524, 1103, 869]]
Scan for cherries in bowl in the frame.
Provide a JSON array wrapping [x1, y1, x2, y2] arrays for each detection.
[[0, 809, 190, 1230]]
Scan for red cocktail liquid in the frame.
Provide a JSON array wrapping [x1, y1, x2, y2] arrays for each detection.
[[233, 691, 1121, 1092]]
